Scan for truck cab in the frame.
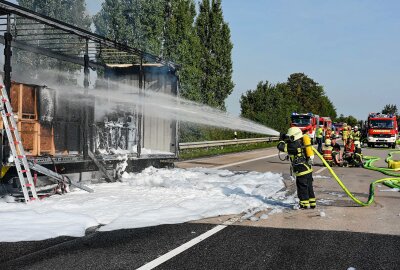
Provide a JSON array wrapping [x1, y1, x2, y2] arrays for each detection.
[[367, 113, 398, 148], [290, 113, 319, 144], [319, 117, 332, 131], [333, 122, 344, 136]]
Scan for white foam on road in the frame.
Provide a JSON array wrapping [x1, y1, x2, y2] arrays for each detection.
[[0, 167, 292, 242]]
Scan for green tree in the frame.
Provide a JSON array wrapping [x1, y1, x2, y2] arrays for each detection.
[[240, 73, 337, 132], [196, 0, 234, 109], [240, 81, 294, 133], [286, 73, 336, 118], [94, 0, 165, 55], [382, 104, 398, 115], [94, 0, 202, 102], [15, 0, 91, 78], [335, 114, 359, 127], [163, 0, 202, 101], [18, 0, 90, 27], [319, 95, 337, 119]]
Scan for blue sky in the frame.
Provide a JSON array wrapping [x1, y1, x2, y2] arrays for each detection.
[[89, 1, 400, 120]]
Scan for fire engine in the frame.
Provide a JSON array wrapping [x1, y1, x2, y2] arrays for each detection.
[[319, 117, 332, 130], [333, 122, 345, 135], [290, 113, 319, 144], [367, 113, 398, 148]]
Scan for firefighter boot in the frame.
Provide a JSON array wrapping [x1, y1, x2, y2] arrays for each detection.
[[309, 198, 316, 209], [299, 200, 310, 209]]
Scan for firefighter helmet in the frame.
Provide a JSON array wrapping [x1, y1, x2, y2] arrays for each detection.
[[287, 127, 303, 141], [325, 139, 331, 146]]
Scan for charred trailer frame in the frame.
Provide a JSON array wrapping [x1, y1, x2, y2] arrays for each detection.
[[0, 76, 178, 178], [0, 1, 179, 187], [104, 64, 179, 157]]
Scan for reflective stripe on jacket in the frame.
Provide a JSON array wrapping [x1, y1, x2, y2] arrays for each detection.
[[322, 146, 333, 161], [316, 128, 323, 138], [286, 140, 313, 177], [342, 129, 348, 139], [352, 131, 361, 141]]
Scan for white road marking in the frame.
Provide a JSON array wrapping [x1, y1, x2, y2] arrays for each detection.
[[136, 217, 241, 270], [139, 152, 314, 269], [214, 153, 278, 169], [315, 167, 327, 174]]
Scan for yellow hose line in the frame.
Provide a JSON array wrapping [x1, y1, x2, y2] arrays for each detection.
[[312, 147, 399, 206]]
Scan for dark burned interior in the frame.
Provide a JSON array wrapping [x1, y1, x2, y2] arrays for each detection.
[[0, 1, 179, 181]]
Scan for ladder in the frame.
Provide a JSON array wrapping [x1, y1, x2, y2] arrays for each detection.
[[28, 161, 94, 193], [0, 85, 38, 202]]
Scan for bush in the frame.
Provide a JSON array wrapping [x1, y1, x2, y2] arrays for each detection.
[[179, 141, 278, 160], [179, 123, 265, 143]]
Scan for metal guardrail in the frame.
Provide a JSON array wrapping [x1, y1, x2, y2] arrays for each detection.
[[179, 137, 279, 150]]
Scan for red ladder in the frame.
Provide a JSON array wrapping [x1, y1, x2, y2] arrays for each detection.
[[0, 85, 38, 202]]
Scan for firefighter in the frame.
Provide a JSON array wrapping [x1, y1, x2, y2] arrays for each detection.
[[352, 126, 361, 149], [342, 123, 349, 146], [322, 139, 333, 166], [325, 127, 332, 140], [277, 127, 316, 209], [353, 145, 363, 167], [344, 136, 355, 166], [331, 134, 343, 166], [351, 126, 363, 167], [316, 124, 324, 154]]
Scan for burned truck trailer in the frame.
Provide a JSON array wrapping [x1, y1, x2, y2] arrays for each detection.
[[0, 1, 180, 189], [0, 66, 178, 183]]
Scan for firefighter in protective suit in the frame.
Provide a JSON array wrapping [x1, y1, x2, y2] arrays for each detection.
[[277, 127, 316, 209]]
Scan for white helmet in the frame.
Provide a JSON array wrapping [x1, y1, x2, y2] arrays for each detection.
[[325, 139, 331, 146], [287, 127, 303, 141], [354, 126, 358, 130]]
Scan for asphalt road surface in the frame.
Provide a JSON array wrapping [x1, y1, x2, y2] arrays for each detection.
[[1, 144, 400, 269]]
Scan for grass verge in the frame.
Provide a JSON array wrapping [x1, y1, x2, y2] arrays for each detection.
[[179, 141, 279, 160]]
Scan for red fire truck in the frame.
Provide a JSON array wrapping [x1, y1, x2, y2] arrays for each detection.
[[290, 113, 319, 144], [333, 122, 345, 136], [367, 113, 398, 148], [319, 117, 332, 130]]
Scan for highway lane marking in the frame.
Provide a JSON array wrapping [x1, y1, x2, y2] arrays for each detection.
[[140, 152, 317, 269], [315, 167, 327, 174], [136, 216, 241, 270], [213, 153, 279, 169], [213, 152, 327, 174]]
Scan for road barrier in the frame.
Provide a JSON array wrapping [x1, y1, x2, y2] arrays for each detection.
[[179, 137, 279, 150]]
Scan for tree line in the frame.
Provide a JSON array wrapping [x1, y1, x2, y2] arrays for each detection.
[[240, 73, 400, 133], [16, 0, 234, 111], [240, 73, 337, 133]]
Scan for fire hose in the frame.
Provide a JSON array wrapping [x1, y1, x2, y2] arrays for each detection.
[[312, 147, 400, 206]]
